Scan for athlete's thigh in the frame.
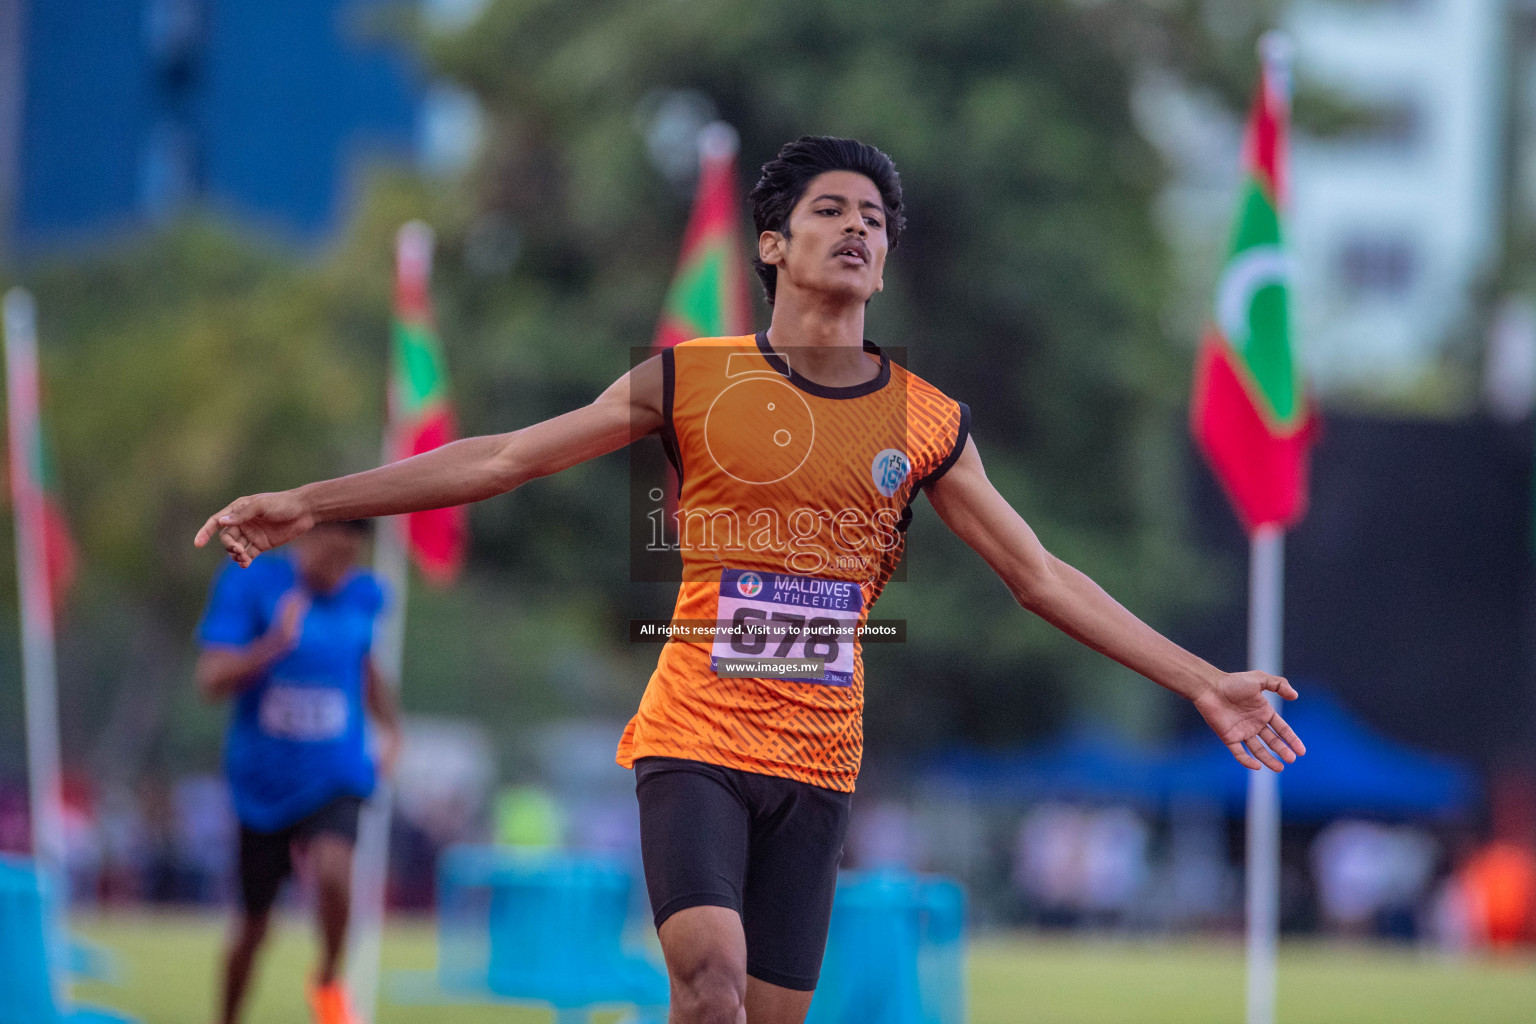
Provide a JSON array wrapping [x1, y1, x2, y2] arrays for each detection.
[[739, 777, 851, 993], [291, 796, 362, 886], [635, 756, 752, 928], [297, 832, 355, 891]]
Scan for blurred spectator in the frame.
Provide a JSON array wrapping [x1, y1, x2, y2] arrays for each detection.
[[564, 794, 640, 857], [172, 775, 235, 904], [1143, 800, 1235, 930], [849, 800, 919, 870], [61, 775, 102, 904], [1310, 820, 1437, 938], [494, 785, 564, 849], [0, 784, 28, 853], [95, 782, 151, 903], [1428, 872, 1476, 954], [1439, 773, 1536, 950], [1014, 803, 1084, 925], [138, 778, 187, 902], [1080, 807, 1149, 921], [1455, 841, 1536, 948], [394, 716, 494, 846], [1013, 803, 1149, 927], [387, 811, 439, 911]]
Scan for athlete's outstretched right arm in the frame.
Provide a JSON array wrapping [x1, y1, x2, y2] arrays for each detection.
[[194, 356, 665, 566]]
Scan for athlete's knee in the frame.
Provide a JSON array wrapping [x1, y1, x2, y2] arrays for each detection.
[[668, 950, 747, 1024]]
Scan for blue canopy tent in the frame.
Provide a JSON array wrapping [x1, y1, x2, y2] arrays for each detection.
[[1162, 687, 1477, 822], [922, 728, 1179, 807], [921, 687, 1476, 822]]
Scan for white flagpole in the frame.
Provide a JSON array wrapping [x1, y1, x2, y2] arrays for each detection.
[[4, 288, 66, 880], [1245, 524, 1283, 1024], [1245, 33, 1294, 1024], [347, 222, 432, 1021], [346, 514, 406, 1022]]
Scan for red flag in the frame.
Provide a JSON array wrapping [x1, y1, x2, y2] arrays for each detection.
[[3, 291, 75, 619], [1191, 39, 1317, 533], [40, 470, 76, 614], [654, 122, 754, 349], [390, 222, 467, 584], [1, 447, 78, 617]]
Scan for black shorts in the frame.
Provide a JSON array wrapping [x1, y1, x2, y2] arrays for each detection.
[[634, 756, 852, 991], [237, 795, 363, 917]]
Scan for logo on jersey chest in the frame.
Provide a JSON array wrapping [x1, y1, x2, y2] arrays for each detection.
[[870, 449, 911, 497]]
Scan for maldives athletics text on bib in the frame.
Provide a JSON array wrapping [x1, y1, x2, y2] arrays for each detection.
[[711, 568, 863, 685]]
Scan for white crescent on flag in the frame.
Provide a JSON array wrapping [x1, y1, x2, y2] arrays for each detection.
[[1215, 244, 1290, 352]]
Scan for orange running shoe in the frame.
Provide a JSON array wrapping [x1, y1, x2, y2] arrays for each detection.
[[306, 979, 362, 1024]]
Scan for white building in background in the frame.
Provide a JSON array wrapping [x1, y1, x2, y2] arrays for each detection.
[[1284, 0, 1505, 396], [1143, 0, 1506, 403]]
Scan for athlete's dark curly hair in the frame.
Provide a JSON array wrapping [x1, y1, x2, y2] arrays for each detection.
[[748, 136, 905, 306]]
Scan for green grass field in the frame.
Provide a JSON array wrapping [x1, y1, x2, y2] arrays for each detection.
[[70, 913, 1536, 1024]]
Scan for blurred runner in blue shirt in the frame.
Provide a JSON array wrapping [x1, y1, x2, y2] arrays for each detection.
[[196, 519, 401, 1024]]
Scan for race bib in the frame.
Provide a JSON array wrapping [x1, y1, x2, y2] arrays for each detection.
[[258, 683, 348, 741], [711, 568, 864, 686]]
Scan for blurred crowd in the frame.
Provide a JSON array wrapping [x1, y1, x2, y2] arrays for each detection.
[[9, 773, 1534, 954], [9, 713, 1536, 954], [845, 778, 1536, 951]]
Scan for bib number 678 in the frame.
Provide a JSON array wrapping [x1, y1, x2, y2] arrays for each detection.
[[729, 607, 842, 661]]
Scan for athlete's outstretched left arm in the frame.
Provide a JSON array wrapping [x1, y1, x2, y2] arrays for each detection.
[[926, 436, 1305, 772]]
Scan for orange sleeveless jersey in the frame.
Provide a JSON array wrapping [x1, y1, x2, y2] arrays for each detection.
[[616, 334, 969, 791]]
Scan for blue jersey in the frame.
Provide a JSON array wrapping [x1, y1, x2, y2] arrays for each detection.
[[198, 555, 386, 832]]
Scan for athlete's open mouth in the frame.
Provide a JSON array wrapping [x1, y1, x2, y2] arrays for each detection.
[[833, 240, 869, 265]]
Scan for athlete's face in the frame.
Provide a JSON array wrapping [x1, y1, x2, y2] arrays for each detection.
[[759, 170, 889, 306], [296, 526, 365, 595]]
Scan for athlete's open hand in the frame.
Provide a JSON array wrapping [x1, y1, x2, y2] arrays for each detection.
[[1193, 671, 1306, 772], [194, 490, 314, 567]]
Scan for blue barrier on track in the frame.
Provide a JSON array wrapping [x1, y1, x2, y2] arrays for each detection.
[[0, 855, 136, 1024], [394, 846, 667, 1024], [807, 871, 967, 1024]]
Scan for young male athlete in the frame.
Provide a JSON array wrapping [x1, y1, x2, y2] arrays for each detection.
[[194, 136, 1304, 1024], [196, 519, 402, 1024]]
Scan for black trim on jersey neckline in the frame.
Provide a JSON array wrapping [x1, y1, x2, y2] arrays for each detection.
[[754, 331, 891, 399], [917, 402, 971, 492], [660, 347, 683, 484]]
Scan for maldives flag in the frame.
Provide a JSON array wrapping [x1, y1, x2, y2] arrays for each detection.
[[390, 222, 467, 584], [653, 122, 754, 349], [1191, 40, 1317, 533], [3, 290, 76, 620]]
